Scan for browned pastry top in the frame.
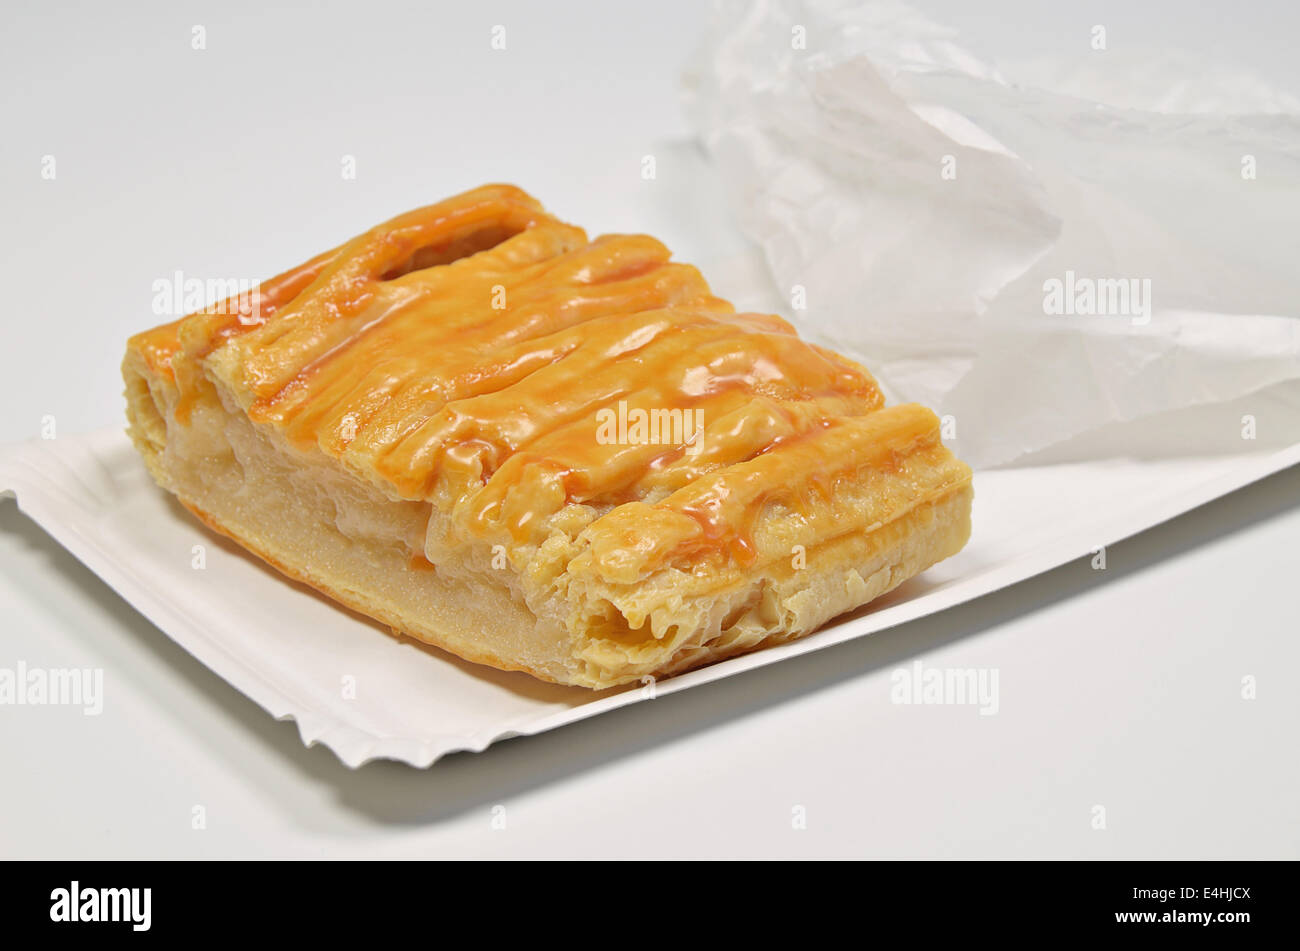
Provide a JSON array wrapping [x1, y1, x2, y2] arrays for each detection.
[[130, 184, 958, 575]]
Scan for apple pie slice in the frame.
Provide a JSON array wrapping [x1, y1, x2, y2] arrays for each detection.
[[123, 185, 972, 689]]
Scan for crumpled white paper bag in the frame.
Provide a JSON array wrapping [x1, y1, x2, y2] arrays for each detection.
[[685, 0, 1300, 467]]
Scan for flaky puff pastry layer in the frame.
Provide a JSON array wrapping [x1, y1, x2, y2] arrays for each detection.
[[123, 185, 972, 688]]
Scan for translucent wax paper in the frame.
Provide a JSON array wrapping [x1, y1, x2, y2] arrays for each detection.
[[684, 0, 1300, 467]]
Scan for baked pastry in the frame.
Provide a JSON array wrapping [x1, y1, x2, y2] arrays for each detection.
[[123, 185, 972, 689]]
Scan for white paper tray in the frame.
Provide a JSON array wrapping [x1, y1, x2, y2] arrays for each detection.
[[2, 425, 1297, 767]]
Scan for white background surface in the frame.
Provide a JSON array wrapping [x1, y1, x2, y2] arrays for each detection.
[[1, 1, 1297, 858]]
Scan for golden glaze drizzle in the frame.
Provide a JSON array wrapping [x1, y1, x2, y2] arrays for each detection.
[[129, 185, 963, 573]]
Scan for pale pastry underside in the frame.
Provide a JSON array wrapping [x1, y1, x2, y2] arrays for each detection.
[[122, 185, 973, 689]]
